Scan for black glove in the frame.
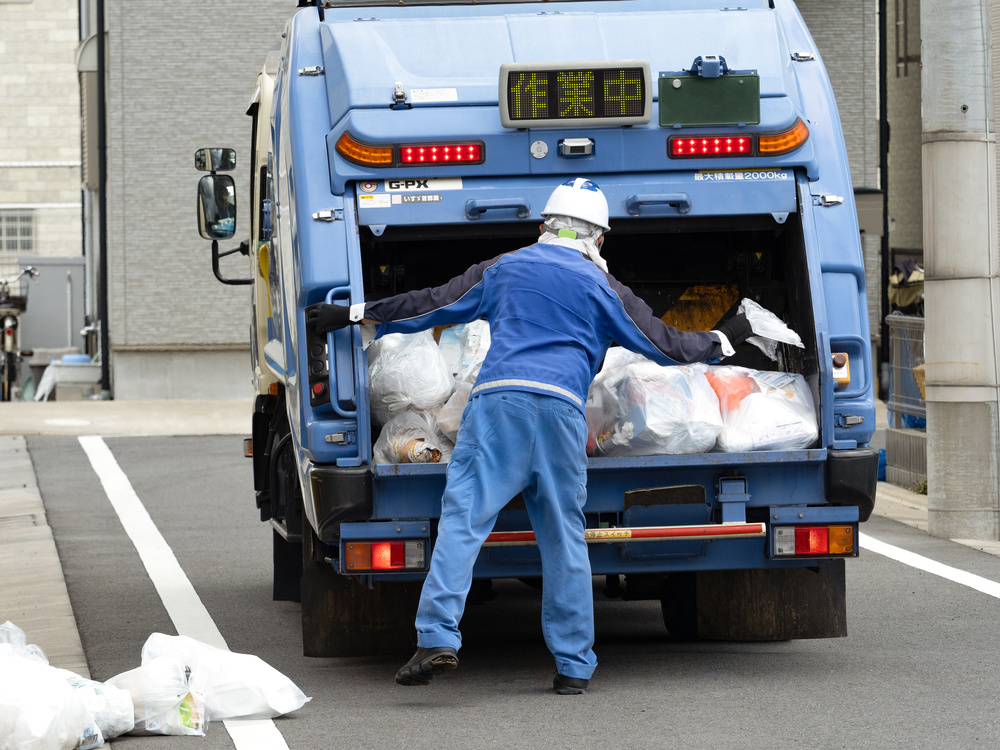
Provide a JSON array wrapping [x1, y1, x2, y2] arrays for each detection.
[[716, 312, 752, 346], [306, 303, 353, 334]]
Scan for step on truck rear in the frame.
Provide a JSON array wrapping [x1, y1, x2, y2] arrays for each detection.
[[196, 0, 878, 655]]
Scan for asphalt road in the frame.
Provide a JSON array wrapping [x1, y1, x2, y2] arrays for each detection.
[[28, 434, 1000, 750]]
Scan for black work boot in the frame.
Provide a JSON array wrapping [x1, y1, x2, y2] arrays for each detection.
[[553, 673, 590, 695], [395, 646, 459, 686]]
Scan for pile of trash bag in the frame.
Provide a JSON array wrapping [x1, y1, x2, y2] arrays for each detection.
[[0, 622, 310, 749], [586, 349, 723, 457], [585, 355, 818, 457], [368, 321, 489, 464], [368, 301, 816, 462]]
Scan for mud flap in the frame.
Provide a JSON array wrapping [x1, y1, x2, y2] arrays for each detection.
[[300, 530, 421, 657], [693, 560, 847, 640]]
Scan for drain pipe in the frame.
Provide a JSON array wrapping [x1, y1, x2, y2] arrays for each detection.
[[96, 0, 110, 398]]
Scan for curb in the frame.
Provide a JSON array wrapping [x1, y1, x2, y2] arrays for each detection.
[[0, 435, 90, 677]]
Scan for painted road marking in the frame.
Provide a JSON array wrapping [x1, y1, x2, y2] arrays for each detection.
[[79, 436, 291, 750], [860, 531, 1000, 599]]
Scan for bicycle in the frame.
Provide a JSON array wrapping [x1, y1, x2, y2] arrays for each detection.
[[0, 266, 39, 401]]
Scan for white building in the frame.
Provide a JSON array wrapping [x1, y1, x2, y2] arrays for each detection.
[[0, 0, 81, 277]]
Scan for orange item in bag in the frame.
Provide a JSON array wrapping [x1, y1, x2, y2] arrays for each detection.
[[705, 370, 759, 411]]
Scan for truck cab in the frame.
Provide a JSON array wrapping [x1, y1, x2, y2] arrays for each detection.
[[201, 0, 878, 656]]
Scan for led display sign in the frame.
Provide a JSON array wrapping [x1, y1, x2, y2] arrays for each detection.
[[499, 60, 651, 128]]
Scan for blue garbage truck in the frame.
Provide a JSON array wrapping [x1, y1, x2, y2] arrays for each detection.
[[196, 0, 878, 656]]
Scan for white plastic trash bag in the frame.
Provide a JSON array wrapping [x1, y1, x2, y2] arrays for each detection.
[[0, 621, 47, 664], [587, 355, 722, 457], [53, 669, 134, 741], [107, 656, 207, 736], [141, 633, 310, 721], [738, 297, 804, 360], [455, 320, 491, 383], [705, 366, 818, 452], [374, 410, 453, 465], [368, 331, 455, 427], [435, 381, 472, 443], [0, 644, 100, 750]]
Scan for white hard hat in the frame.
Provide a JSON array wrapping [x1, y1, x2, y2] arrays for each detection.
[[541, 178, 610, 232]]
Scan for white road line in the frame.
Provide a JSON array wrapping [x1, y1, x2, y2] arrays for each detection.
[[860, 531, 1000, 599], [79, 435, 290, 750]]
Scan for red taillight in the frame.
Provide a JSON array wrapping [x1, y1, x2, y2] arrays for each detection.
[[343, 540, 427, 572], [400, 143, 483, 165], [371, 542, 406, 570], [773, 525, 854, 556], [669, 135, 752, 158], [335, 131, 485, 167], [794, 526, 829, 555]]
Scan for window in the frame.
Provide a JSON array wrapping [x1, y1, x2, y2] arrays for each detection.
[[0, 210, 34, 255]]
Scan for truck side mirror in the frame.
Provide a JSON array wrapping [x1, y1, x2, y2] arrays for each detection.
[[194, 147, 237, 172], [197, 174, 237, 240]]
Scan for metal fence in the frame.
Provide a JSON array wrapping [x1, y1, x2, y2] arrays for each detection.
[[886, 312, 925, 421]]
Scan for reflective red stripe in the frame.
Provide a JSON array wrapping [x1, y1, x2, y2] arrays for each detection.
[[483, 523, 766, 547]]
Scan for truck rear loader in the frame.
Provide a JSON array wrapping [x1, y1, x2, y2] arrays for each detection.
[[196, 0, 878, 656]]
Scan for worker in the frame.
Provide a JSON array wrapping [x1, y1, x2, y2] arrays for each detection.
[[307, 177, 752, 694]]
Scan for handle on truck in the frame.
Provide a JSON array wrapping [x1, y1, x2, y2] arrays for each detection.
[[324, 286, 358, 418], [625, 192, 692, 215], [465, 198, 531, 220]]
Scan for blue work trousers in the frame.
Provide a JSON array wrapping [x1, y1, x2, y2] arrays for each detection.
[[415, 390, 598, 680]]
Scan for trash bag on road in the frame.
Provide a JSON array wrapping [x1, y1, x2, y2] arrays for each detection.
[[0, 622, 109, 750], [51, 670, 133, 742], [107, 656, 207, 736], [0, 650, 100, 750], [141, 633, 310, 721]]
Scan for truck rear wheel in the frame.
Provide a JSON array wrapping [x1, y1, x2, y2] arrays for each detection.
[[660, 561, 847, 641], [300, 526, 422, 657]]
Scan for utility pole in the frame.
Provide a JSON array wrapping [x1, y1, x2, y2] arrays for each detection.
[[922, 0, 1000, 538]]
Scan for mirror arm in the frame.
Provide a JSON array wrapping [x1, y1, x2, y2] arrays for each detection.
[[212, 239, 252, 286], [218, 240, 249, 259]]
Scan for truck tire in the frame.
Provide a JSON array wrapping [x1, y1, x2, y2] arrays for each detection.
[[660, 561, 848, 641], [659, 572, 699, 640], [300, 526, 422, 657]]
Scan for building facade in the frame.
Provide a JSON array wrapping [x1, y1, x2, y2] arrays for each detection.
[[0, 0, 81, 279]]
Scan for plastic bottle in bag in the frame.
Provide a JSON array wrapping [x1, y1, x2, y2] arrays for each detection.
[[107, 657, 207, 736], [373, 410, 453, 464], [140, 634, 310, 721]]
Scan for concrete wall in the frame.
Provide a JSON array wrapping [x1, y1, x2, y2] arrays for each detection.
[[0, 0, 81, 274], [96, 1, 295, 397], [799, 0, 880, 191]]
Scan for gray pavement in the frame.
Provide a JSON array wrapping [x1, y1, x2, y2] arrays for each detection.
[[0, 399, 251, 675], [0, 397, 936, 684]]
